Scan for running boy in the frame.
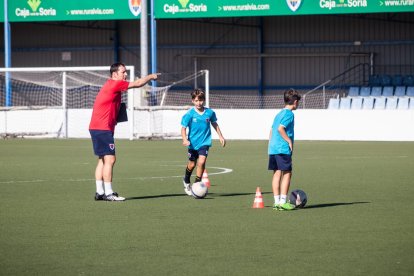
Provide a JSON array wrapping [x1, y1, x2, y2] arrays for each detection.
[[181, 89, 226, 195], [268, 88, 301, 210]]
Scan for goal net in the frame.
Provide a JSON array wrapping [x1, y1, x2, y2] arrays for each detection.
[[0, 67, 208, 139], [132, 70, 209, 139]]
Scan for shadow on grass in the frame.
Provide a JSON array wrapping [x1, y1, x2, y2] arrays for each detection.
[[210, 191, 273, 197], [126, 194, 185, 200], [303, 201, 370, 209]]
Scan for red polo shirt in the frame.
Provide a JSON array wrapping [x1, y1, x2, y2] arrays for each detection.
[[89, 79, 129, 132]]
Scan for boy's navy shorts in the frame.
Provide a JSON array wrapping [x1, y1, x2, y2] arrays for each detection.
[[89, 130, 115, 157], [187, 146, 209, 161], [268, 154, 292, 171]]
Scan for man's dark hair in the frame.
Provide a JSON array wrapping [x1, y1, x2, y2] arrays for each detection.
[[191, 89, 205, 100], [110, 62, 126, 76], [284, 88, 301, 105]]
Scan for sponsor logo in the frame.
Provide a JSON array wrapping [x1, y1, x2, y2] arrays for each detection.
[[320, 0, 368, 10], [286, 0, 302, 12], [163, 0, 207, 15], [15, 0, 57, 19], [129, 0, 142, 17]]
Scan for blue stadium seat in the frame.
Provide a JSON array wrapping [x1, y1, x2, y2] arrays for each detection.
[[406, 87, 414, 97], [368, 74, 381, 86], [351, 97, 363, 109], [374, 97, 386, 109], [380, 74, 392, 86], [385, 97, 398, 110], [339, 98, 351, 109], [403, 75, 414, 86], [348, 86, 360, 97], [392, 74, 403, 86], [328, 98, 339, 109], [394, 86, 406, 97], [359, 87, 371, 97], [362, 97, 374, 109], [370, 86, 382, 97], [381, 86, 394, 97], [397, 97, 409, 109]]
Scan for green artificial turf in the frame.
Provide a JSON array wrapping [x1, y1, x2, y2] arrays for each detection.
[[0, 139, 413, 275]]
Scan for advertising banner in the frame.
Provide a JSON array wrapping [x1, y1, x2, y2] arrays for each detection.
[[156, 0, 414, 19], [1, 0, 413, 22], [2, 0, 142, 22]]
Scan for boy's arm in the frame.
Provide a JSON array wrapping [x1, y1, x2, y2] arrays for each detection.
[[211, 122, 226, 147], [128, 73, 159, 89], [181, 127, 190, 146], [278, 125, 293, 152]]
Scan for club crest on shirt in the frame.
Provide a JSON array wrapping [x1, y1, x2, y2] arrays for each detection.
[[286, 0, 302, 12], [109, 144, 115, 150], [206, 118, 210, 123], [129, 0, 142, 17]]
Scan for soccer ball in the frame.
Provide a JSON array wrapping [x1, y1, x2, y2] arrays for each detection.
[[289, 189, 307, 208], [191, 182, 208, 199]]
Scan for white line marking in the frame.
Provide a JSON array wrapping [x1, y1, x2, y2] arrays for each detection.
[[0, 166, 233, 184]]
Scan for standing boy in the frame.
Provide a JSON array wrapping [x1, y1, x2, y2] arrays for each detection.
[[268, 88, 301, 210], [181, 89, 226, 195], [89, 62, 158, 201]]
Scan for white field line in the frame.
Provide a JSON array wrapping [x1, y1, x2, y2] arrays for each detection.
[[0, 166, 233, 184]]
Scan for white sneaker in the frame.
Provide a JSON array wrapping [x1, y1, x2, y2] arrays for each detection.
[[183, 178, 192, 196], [104, 192, 125, 201]]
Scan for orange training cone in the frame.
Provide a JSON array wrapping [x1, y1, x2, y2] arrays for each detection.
[[202, 169, 211, 188], [252, 187, 264, 209]]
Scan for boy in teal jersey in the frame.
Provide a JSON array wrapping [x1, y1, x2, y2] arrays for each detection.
[[181, 89, 226, 195], [268, 89, 301, 210]]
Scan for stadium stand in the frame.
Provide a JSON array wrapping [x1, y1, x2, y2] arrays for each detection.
[[394, 86, 406, 97], [374, 97, 386, 109], [339, 97, 352, 109], [397, 97, 409, 109], [351, 97, 363, 109], [403, 75, 414, 86], [392, 74, 403, 86], [382, 86, 394, 97], [380, 74, 392, 86], [385, 97, 398, 110], [360, 87, 371, 97], [328, 98, 340, 109], [348, 86, 360, 97], [369, 74, 381, 86], [406, 87, 414, 97], [362, 97, 374, 109], [370, 86, 382, 97]]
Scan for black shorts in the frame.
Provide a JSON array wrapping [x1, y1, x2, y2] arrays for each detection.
[[268, 154, 292, 171], [90, 130, 115, 157], [187, 146, 209, 161]]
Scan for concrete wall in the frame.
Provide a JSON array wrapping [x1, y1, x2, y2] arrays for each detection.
[[1, 109, 414, 141]]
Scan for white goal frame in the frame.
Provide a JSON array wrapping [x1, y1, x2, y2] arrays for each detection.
[[0, 66, 135, 139], [0, 67, 210, 140]]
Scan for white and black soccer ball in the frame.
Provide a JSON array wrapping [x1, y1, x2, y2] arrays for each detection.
[[191, 182, 208, 199], [289, 189, 307, 208]]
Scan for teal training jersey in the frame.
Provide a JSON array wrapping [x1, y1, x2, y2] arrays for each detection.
[[268, 108, 295, 155], [181, 107, 217, 150]]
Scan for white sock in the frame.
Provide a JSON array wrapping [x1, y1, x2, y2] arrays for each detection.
[[96, 180, 104, 195], [274, 195, 280, 205], [280, 195, 287, 204], [104, 182, 114, 195]]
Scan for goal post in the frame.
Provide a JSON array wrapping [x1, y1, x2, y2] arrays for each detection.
[[0, 66, 209, 140], [0, 66, 134, 138], [132, 69, 209, 139]]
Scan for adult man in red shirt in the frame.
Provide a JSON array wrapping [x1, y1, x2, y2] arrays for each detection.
[[89, 62, 158, 201]]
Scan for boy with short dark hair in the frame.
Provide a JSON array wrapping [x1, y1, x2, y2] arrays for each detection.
[[181, 89, 225, 195], [268, 88, 301, 210]]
